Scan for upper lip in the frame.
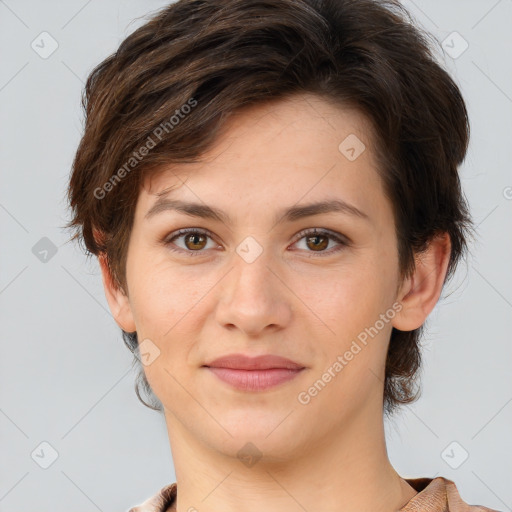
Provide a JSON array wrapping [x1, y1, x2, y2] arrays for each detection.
[[203, 354, 305, 370]]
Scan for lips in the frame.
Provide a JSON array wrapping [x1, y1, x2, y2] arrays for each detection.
[[202, 353, 306, 391], [203, 353, 305, 371]]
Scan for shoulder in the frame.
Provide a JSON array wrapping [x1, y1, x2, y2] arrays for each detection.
[[401, 476, 502, 512], [128, 478, 502, 512], [127, 482, 177, 512]]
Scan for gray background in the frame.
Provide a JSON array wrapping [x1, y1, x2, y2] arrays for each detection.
[[0, 0, 511, 511]]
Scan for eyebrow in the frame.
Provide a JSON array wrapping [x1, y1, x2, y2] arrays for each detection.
[[144, 196, 370, 225]]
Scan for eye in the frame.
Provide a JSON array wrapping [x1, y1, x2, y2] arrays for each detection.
[[162, 227, 350, 257], [291, 228, 349, 257], [164, 228, 219, 256]]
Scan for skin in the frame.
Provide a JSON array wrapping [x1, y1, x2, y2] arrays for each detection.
[[99, 93, 451, 512]]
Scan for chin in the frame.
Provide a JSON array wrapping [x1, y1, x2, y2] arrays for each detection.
[[210, 431, 304, 467]]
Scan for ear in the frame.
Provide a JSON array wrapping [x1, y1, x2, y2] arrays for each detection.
[[392, 232, 451, 331], [98, 253, 136, 333]]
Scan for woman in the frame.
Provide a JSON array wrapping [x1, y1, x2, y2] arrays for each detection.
[[66, 0, 499, 510]]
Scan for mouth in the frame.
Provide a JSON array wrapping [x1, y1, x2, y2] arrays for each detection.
[[203, 367, 305, 391], [202, 353, 306, 391], [203, 353, 305, 370]]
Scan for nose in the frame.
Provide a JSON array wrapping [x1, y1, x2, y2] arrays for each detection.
[[214, 247, 293, 338]]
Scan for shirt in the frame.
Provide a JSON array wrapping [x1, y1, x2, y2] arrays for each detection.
[[127, 476, 501, 512]]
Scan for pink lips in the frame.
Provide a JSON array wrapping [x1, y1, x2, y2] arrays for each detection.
[[203, 354, 305, 391]]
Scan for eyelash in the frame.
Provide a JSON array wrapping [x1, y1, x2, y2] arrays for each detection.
[[163, 227, 350, 258]]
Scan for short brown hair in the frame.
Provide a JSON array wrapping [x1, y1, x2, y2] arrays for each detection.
[[65, 0, 473, 417]]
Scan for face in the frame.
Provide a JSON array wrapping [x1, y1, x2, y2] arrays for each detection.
[[106, 93, 414, 461]]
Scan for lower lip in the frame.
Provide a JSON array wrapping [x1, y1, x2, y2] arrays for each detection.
[[205, 367, 305, 391]]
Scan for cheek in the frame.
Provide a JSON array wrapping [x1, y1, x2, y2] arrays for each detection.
[[127, 248, 207, 333], [129, 264, 202, 405], [294, 259, 389, 332], [294, 254, 396, 378], [123, 264, 199, 403], [301, 270, 393, 413]]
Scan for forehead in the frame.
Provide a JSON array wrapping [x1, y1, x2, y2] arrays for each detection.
[[138, 93, 385, 220]]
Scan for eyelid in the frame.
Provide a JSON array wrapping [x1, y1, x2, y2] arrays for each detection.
[[163, 227, 350, 256], [291, 227, 351, 246], [288, 227, 350, 257], [163, 227, 221, 256]]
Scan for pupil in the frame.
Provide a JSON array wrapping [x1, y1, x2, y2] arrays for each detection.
[[187, 234, 205, 249], [308, 235, 327, 251]]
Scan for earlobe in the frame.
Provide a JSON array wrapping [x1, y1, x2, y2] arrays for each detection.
[[98, 253, 137, 333], [392, 232, 451, 332]]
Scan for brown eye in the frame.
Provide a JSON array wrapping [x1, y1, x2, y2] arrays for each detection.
[[164, 228, 218, 256], [184, 232, 207, 250], [292, 228, 349, 257], [305, 234, 329, 251]]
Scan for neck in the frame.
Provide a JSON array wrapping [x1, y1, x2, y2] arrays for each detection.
[[164, 396, 418, 512]]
